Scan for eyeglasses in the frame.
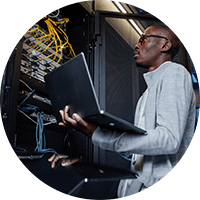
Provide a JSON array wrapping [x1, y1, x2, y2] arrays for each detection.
[[138, 34, 169, 46]]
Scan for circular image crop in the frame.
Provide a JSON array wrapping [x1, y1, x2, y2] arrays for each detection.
[[0, 1, 199, 200]]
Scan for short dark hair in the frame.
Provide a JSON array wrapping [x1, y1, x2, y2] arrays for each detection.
[[151, 24, 180, 60]]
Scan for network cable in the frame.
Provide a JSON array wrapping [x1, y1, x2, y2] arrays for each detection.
[[26, 15, 76, 70]]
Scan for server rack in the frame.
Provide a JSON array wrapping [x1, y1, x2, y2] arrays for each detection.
[[1, 3, 95, 163]]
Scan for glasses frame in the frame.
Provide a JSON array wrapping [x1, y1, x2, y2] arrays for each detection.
[[138, 33, 170, 46]]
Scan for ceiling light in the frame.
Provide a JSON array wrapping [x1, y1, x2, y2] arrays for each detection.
[[114, 1, 127, 13], [129, 19, 143, 35], [113, 1, 143, 35]]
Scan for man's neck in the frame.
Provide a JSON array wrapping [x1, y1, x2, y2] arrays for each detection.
[[148, 58, 171, 72]]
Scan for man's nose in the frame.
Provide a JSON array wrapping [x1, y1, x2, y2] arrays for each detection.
[[134, 43, 140, 51]]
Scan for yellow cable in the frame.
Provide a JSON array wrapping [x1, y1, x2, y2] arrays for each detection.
[[50, 48, 63, 69], [27, 24, 39, 33], [48, 18, 69, 41], [38, 36, 55, 55], [50, 18, 69, 25], [38, 19, 59, 62], [29, 37, 47, 51], [26, 16, 76, 70]]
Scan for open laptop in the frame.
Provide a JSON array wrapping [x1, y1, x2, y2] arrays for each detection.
[[44, 52, 146, 134], [22, 153, 136, 198]]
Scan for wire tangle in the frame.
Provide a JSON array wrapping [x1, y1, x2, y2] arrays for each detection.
[[26, 15, 76, 70]]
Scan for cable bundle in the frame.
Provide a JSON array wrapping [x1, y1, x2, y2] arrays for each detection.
[[26, 15, 76, 70], [17, 81, 58, 155], [34, 112, 58, 155]]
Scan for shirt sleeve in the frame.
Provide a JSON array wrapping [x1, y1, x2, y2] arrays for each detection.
[[92, 66, 195, 155]]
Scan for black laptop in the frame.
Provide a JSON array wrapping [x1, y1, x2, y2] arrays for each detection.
[[22, 153, 136, 198], [44, 53, 146, 134]]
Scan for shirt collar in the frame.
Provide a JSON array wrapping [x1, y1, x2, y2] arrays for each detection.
[[143, 61, 172, 87]]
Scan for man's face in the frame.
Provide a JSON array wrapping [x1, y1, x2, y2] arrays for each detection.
[[134, 27, 162, 68]]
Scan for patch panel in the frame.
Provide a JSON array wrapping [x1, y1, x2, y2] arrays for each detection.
[[30, 111, 57, 123], [32, 93, 52, 105], [20, 25, 70, 82]]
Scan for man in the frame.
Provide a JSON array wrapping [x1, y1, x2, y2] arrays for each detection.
[[49, 25, 196, 197]]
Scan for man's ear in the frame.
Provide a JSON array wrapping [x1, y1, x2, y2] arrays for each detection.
[[161, 41, 172, 52]]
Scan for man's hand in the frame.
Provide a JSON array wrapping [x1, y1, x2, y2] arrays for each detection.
[[48, 154, 79, 168], [58, 105, 97, 138]]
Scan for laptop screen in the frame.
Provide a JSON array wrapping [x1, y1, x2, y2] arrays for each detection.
[[45, 53, 100, 123]]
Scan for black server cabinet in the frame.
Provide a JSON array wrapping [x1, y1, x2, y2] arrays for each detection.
[[1, 3, 95, 163], [92, 11, 147, 171], [1, 38, 24, 147]]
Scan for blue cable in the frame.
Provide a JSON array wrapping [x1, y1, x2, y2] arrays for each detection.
[[34, 112, 58, 155], [118, 152, 132, 162], [19, 104, 39, 112], [18, 88, 58, 155], [19, 89, 35, 107]]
